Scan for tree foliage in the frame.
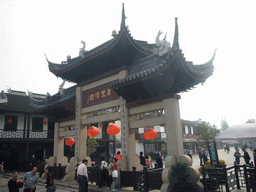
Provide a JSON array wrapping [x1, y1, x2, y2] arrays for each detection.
[[194, 120, 220, 148], [221, 118, 229, 131]]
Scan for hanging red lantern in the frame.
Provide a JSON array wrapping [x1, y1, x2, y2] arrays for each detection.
[[87, 126, 100, 137], [100, 124, 103, 127], [65, 138, 75, 151], [43, 121, 48, 125], [7, 119, 12, 124], [143, 129, 157, 141], [107, 123, 121, 137]]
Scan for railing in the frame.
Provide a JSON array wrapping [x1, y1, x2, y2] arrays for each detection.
[[0, 129, 54, 139], [77, 165, 163, 191], [201, 163, 255, 192], [121, 166, 163, 191]]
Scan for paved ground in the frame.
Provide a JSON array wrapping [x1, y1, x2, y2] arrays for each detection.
[[0, 147, 253, 191]]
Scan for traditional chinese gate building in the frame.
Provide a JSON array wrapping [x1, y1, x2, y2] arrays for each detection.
[[32, 4, 215, 188]]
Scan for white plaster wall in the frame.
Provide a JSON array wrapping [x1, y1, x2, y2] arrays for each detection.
[[17, 114, 24, 130], [136, 142, 144, 156], [185, 125, 189, 134]]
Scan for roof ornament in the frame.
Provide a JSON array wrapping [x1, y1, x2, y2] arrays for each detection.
[[79, 40, 87, 58], [67, 55, 71, 61], [155, 30, 171, 56], [112, 30, 117, 37], [172, 18, 180, 51], [120, 3, 126, 29], [59, 80, 66, 95]]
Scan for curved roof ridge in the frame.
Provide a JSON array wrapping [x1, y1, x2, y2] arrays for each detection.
[[193, 49, 216, 68], [177, 49, 214, 80]]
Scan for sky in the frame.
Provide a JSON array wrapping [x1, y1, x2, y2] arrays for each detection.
[[1, 0, 256, 128]]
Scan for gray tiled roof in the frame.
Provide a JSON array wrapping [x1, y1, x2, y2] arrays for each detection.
[[216, 123, 256, 140], [0, 93, 35, 113]]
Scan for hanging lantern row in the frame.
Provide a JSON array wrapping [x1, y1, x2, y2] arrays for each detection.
[[87, 126, 100, 138], [143, 128, 157, 141], [107, 123, 121, 137], [65, 138, 75, 151]]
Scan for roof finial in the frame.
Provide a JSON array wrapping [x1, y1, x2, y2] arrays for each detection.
[[172, 18, 179, 51], [120, 3, 126, 29]]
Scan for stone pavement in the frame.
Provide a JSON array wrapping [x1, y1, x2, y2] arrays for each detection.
[[0, 147, 253, 191]]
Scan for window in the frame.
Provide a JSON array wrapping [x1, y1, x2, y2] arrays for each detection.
[[32, 117, 43, 132], [4, 115, 18, 131]]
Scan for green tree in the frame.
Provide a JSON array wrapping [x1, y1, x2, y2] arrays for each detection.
[[221, 118, 229, 131], [194, 120, 220, 148]]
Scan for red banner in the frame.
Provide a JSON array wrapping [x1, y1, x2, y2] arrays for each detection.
[[114, 153, 122, 161]]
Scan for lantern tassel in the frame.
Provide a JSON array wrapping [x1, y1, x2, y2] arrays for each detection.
[[70, 145, 72, 151]]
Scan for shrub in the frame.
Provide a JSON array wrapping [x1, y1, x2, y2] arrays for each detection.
[[171, 162, 190, 183]]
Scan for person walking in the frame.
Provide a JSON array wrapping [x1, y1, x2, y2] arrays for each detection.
[[145, 156, 151, 168], [0, 161, 4, 183], [198, 148, 203, 166], [155, 153, 163, 168], [242, 148, 251, 164], [43, 168, 55, 192], [99, 157, 108, 188], [8, 170, 24, 192], [202, 149, 209, 164], [112, 158, 118, 191], [106, 158, 113, 189], [139, 152, 146, 166], [30, 155, 36, 170], [253, 149, 256, 167], [77, 159, 89, 192], [23, 167, 39, 192], [226, 144, 230, 154], [186, 150, 192, 159], [234, 148, 241, 165]]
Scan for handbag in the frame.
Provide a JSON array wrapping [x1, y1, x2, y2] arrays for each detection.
[[112, 170, 118, 178]]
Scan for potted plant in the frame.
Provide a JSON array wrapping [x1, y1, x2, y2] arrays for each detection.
[[171, 162, 193, 192]]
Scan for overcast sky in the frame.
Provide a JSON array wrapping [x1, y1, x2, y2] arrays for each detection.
[[1, 0, 256, 128]]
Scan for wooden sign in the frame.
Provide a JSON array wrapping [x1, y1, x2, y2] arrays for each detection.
[[82, 84, 119, 108]]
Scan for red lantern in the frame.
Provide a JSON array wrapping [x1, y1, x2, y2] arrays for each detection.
[[100, 124, 103, 127], [143, 129, 157, 141], [87, 126, 100, 137], [65, 138, 75, 151], [107, 124, 121, 137], [7, 119, 12, 124], [43, 121, 48, 125]]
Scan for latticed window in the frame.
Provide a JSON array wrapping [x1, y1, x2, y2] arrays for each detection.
[[32, 117, 43, 132], [4, 115, 18, 131]]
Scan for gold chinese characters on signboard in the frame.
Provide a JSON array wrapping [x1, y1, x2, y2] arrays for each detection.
[[87, 88, 112, 104], [82, 84, 119, 108]]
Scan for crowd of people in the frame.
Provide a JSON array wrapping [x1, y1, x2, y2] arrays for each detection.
[[2, 146, 256, 192], [197, 145, 256, 167]]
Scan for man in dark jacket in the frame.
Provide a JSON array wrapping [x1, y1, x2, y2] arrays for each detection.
[[139, 152, 146, 166], [8, 171, 24, 192], [198, 148, 203, 166], [242, 148, 251, 164], [155, 153, 163, 168]]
